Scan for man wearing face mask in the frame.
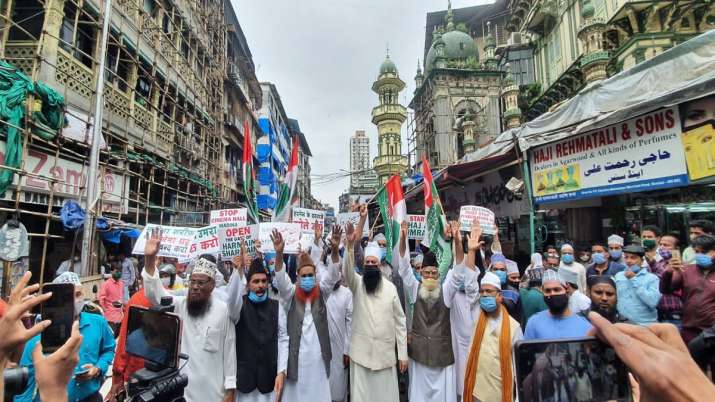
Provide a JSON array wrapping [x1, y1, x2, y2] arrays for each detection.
[[462, 271, 522, 402], [586, 243, 625, 278], [490, 255, 521, 322], [614, 245, 661, 325], [226, 253, 288, 402], [641, 225, 663, 269], [577, 244, 592, 265], [98, 265, 125, 336], [524, 270, 592, 340], [607, 234, 626, 265], [342, 222, 407, 402], [559, 244, 588, 293], [682, 220, 714, 265], [158, 262, 184, 291], [396, 222, 456, 402], [662, 234, 715, 378], [16, 272, 116, 402], [271, 226, 342, 402], [650, 234, 684, 328]]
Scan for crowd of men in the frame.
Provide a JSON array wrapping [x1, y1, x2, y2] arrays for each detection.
[[2, 208, 715, 402]]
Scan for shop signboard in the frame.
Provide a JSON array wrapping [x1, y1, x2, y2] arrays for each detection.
[[0, 143, 128, 214], [529, 107, 688, 203]]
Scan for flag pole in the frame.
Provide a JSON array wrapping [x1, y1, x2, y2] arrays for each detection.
[[81, 0, 112, 277]]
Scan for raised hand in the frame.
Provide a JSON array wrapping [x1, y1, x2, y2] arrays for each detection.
[[451, 220, 462, 244], [345, 222, 357, 248], [400, 221, 408, 241], [444, 221, 453, 240], [331, 224, 343, 250], [359, 204, 367, 218], [466, 221, 484, 251], [32, 321, 83, 400], [144, 227, 161, 257], [270, 229, 285, 255]]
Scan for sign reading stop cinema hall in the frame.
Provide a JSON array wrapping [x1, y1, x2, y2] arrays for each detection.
[[529, 107, 689, 203]]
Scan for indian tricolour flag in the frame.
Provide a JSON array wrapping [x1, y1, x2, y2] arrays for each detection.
[[376, 174, 406, 264], [272, 135, 299, 222], [422, 154, 452, 278], [242, 120, 259, 223]]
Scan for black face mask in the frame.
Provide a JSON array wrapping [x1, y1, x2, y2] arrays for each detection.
[[544, 293, 569, 315], [508, 280, 520, 288], [362, 267, 381, 294]]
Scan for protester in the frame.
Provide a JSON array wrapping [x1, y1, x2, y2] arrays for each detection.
[[444, 222, 480, 401], [543, 251, 560, 270], [411, 253, 424, 281], [559, 268, 591, 315], [586, 242, 625, 278], [159, 261, 185, 291], [524, 270, 592, 340], [226, 246, 288, 402], [614, 245, 661, 325], [397, 222, 456, 402], [326, 269, 353, 402], [682, 219, 714, 264], [661, 233, 715, 378], [119, 252, 136, 302], [342, 220, 407, 402], [272, 225, 342, 402], [462, 271, 522, 402], [15, 272, 115, 402], [577, 244, 592, 265], [490, 253, 520, 321], [519, 267, 548, 326], [587, 275, 620, 322], [142, 229, 236, 402], [648, 233, 684, 327], [607, 234, 626, 265], [559, 243, 587, 292], [97, 265, 124, 336]]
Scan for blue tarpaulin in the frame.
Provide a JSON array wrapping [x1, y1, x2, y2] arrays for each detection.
[[60, 200, 141, 243]]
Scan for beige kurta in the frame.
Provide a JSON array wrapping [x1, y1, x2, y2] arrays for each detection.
[[471, 314, 522, 402]]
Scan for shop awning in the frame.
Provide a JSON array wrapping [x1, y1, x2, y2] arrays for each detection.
[[509, 30, 715, 151]]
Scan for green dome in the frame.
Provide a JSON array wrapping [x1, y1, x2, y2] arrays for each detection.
[[379, 56, 398, 75], [581, 0, 595, 18], [425, 29, 478, 72]]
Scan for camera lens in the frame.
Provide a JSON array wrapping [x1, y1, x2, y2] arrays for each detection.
[[3, 367, 29, 397]]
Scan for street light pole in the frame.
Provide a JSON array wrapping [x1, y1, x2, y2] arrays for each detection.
[[80, 0, 112, 277]]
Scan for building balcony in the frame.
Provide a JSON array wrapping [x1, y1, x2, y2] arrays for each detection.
[[524, 0, 559, 36], [371, 104, 407, 125]]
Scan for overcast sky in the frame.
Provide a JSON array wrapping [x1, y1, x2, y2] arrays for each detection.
[[233, 0, 494, 208]]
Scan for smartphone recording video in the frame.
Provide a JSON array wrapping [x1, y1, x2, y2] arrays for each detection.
[[515, 337, 631, 402], [125, 306, 181, 369], [40, 283, 76, 353]]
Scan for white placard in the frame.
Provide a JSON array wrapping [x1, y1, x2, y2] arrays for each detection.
[[219, 224, 256, 258], [132, 224, 198, 259], [210, 208, 248, 227], [336, 212, 369, 238], [459, 206, 496, 234], [256, 222, 302, 254], [407, 214, 426, 240], [292, 208, 325, 233], [189, 225, 221, 258]]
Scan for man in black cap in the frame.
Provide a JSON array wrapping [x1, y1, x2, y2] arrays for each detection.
[[226, 254, 289, 402], [587, 275, 620, 323], [614, 244, 661, 325]]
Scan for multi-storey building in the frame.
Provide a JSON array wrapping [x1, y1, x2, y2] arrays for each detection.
[[0, 0, 240, 279], [349, 130, 379, 194], [288, 118, 315, 209]]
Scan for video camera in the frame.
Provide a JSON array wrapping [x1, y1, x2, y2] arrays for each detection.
[[688, 324, 715, 368], [126, 296, 188, 402]]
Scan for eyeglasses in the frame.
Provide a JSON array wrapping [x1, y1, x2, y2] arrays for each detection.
[[421, 271, 438, 278], [189, 279, 210, 288]]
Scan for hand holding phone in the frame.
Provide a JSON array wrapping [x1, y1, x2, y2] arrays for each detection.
[[40, 283, 76, 354]]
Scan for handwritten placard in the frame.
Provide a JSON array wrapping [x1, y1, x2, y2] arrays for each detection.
[[189, 225, 221, 258], [459, 206, 496, 234], [336, 212, 370, 238], [132, 224, 198, 259], [256, 223, 302, 254], [292, 208, 325, 233], [407, 214, 426, 240]]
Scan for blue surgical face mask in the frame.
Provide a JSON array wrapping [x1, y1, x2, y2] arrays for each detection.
[[379, 247, 387, 261], [268, 264, 275, 274], [695, 253, 714, 268], [413, 270, 422, 282], [300, 276, 316, 292], [480, 296, 498, 312], [494, 270, 507, 285], [592, 252, 606, 265], [628, 264, 641, 274], [609, 249, 622, 260], [561, 254, 574, 264], [248, 291, 268, 303]]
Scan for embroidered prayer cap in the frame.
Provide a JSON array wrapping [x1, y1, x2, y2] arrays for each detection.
[[373, 233, 386, 243], [480, 271, 501, 290], [490, 253, 506, 265], [412, 254, 424, 265], [506, 260, 519, 275], [608, 234, 624, 246], [53, 271, 81, 286], [191, 256, 217, 279], [542, 268, 565, 286], [422, 251, 438, 268], [364, 241, 382, 260]]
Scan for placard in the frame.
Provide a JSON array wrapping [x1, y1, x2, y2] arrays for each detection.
[[292, 208, 325, 233], [459, 206, 496, 234], [529, 107, 688, 203], [336, 212, 369, 238], [219, 225, 256, 258], [210, 208, 247, 227], [189, 225, 221, 258], [256, 222, 302, 254], [407, 214, 425, 240], [132, 224, 198, 259]]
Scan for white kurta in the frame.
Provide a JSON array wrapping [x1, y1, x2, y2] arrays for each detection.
[[224, 270, 289, 402], [559, 261, 588, 293], [568, 290, 592, 315], [327, 286, 353, 402], [443, 264, 480, 398], [142, 269, 236, 402], [350, 362, 399, 402], [274, 255, 341, 402]]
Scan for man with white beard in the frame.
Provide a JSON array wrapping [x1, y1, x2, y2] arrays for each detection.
[[397, 221, 456, 402]]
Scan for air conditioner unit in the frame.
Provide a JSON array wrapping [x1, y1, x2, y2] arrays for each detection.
[[508, 32, 522, 46]]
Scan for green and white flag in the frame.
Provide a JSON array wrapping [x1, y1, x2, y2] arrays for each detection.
[[422, 155, 452, 279], [376, 175, 406, 264]]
